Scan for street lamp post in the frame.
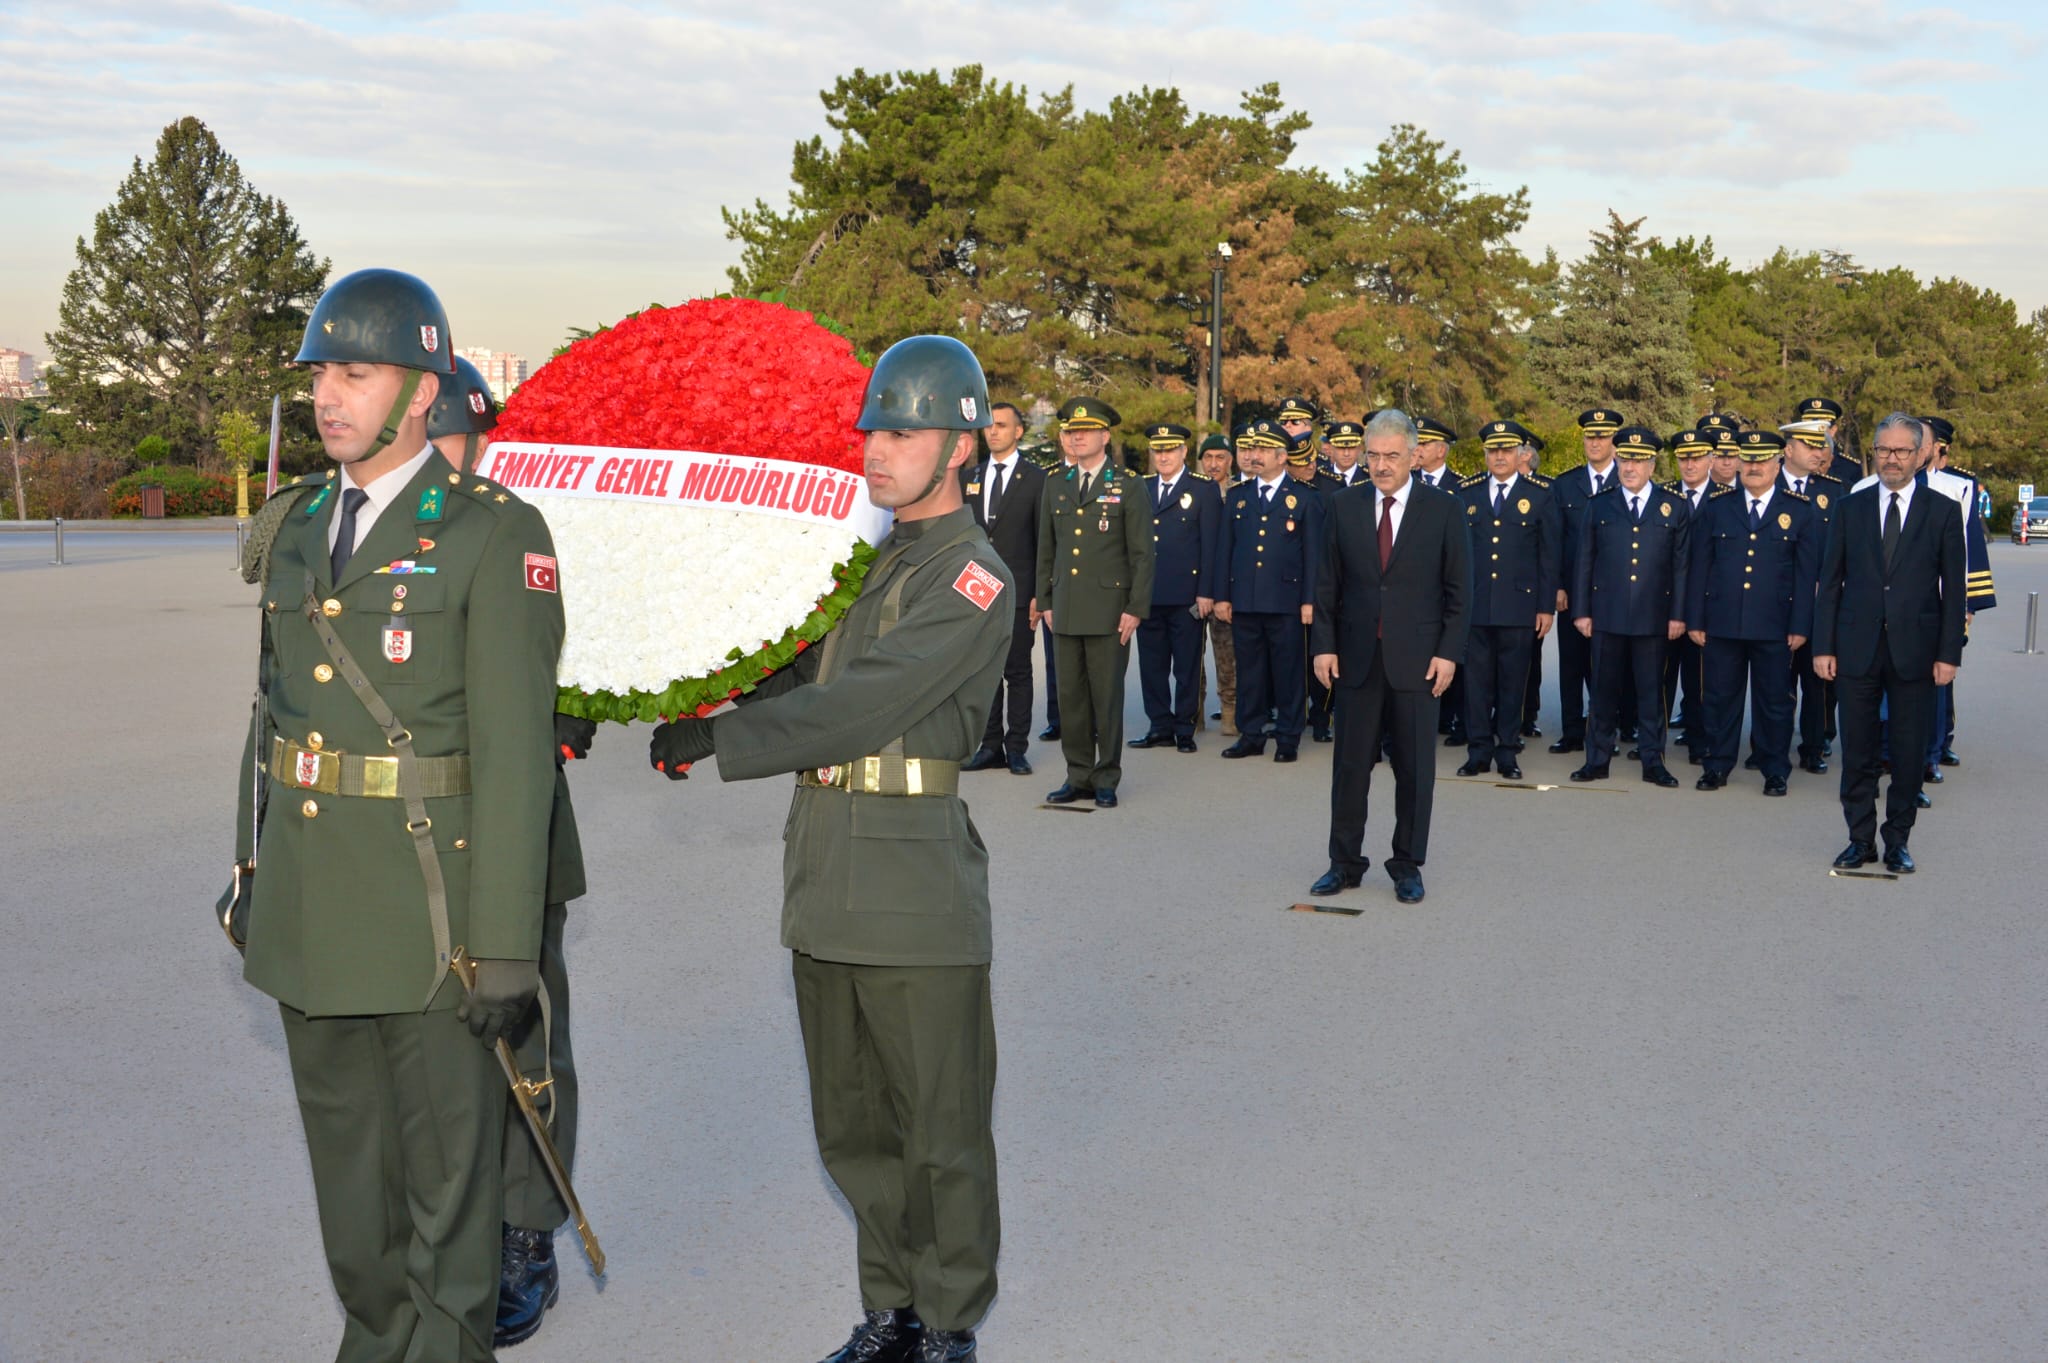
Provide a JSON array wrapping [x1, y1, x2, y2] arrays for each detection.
[[1209, 242, 1231, 427]]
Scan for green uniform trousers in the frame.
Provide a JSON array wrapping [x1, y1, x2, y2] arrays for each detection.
[[791, 952, 1000, 1333], [1053, 632, 1131, 792], [502, 900, 575, 1231], [280, 1003, 506, 1363]]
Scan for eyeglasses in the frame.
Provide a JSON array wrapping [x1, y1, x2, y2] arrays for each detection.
[[1872, 445, 1918, 459]]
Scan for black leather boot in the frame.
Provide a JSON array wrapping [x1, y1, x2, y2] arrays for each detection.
[[916, 1327, 977, 1362], [494, 1225, 559, 1348], [819, 1308, 924, 1363]]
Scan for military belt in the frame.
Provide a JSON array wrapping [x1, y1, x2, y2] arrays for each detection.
[[797, 755, 959, 796], [269, 735, 472, 799]]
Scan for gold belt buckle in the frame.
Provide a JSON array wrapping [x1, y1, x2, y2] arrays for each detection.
[[861, 756, 882, 793], [360, 755, 400, 798], [812, 765, 843, 789], [903, 758, 923, 796], [290, 744, 327, 790]]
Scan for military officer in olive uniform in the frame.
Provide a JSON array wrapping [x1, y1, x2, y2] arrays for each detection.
[[1215, 419, 1325, 761], [1130, 424, 1220, 752], [1196, 434, 1242, 736], [426, 358, 591, 1349], [1569, 427, 1690, 786], [648, 336, 1013, 1363], [1035, 397, 1155, 807], [1685, 431, 1822, 795], [1455, 420, 1559, 780], [224, 268, 563, 1361]]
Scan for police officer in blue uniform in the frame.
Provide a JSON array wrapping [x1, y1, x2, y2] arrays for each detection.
[[1455, 419, 1559, 781], [1794, 396, 1864, 486], [1411, 417, 1465, 745], [1547, 408, 1626, 753], [1130, 424, 1221, 753], [1570, 427, 1690, 786], [1215, 419, 1324, 762], [1923, 416, 1994, 771], [1661, 428, 1724, 762], [1275, 395, 1320, 450], [1287, 427, 1346, 740], [1685, 431, 1822, 794], [1779, 421, 1846, 773]]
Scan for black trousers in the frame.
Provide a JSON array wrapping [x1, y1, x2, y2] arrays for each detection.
[[1555, 621, 1592, 741], [980, 609, 1035, 755], [1328, 649, 1437, 876], [1838, 640, 1933, 850], [1232, 611, 1306, 746], [1792, 640, 1832, 761], [1664, 631, 1706, 742], [1702, 636, 1793, 779], [1136, 601, 1204, 738], [1587, 631, 1669, 767], [1522, 639, 1544, 731], [1439, 665, 1465, 736], [1464, 623, 1535, 765]]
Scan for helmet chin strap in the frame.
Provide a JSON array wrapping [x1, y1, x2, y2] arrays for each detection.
[[365, 370, 426, 461], [463, 431, 480, 473], [901, 433, 965, 513]]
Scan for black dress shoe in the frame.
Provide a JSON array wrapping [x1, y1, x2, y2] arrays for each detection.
[[1174, 736, 1197, 753], [1443, 732, 1466, 748], [1743, 754, 1760, 770], [818, 1307, 924, 1363], [1914, 790, 1932, 809], [1883, 845, 1915, 874], [1006, 753, 1033, 776], [1799, 756, 1828, 775], [1456, 757, 1491, 776], [1940, 748, 1960, 767], [1624, 747, 1640, 761], [916, 1327, 977, 1362], [1696, 772, 1726, 790], [961, 747, 1004, 772], [1923, 764, 1943, 784], [1127, 732, 1169, 749], [1548, 737, 1583, 754], [1220, 738, 1265, 758], [1273, 748, 1298, 763], [1393, 871, 1426, 903], [494, 1225, 559, 1349], [1644, 765, 1680, 788], [1210, 709, 1222, 720], [1686, 750, 1703, 766], [1762, 776, 1788, 796], [1569, 763, 1610, 782], [1521, 723, 1543, 738], [1044, 783, 1093, 804], [1311, 865, 1365, 896], [1496, 761, 1522, 780], [1832, 842, 1877, 869], [1094, 789, 1118, 808], [1038, 723, 1060, 741], [1312, 724, 1333, 743]]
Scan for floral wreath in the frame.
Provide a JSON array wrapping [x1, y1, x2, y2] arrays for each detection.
[[489, 297, 878, 723]]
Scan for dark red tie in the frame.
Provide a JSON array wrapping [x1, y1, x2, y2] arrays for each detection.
[[1378, 494, 1395, 570]]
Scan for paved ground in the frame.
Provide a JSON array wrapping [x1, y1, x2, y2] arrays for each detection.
[[4, 532, 2043, 1363]]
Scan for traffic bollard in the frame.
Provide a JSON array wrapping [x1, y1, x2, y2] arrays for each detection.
[[50, 518, 65, 566], [2019, 592, 2042, 655]]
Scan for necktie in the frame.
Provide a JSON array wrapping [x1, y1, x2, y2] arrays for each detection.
[[987, 463, 1005, 520], [1748, 499, 1762, 532], [330, 487, 369, 582], [1630, 494, 1642, 522], [1260, 482, 1272, 506], [1883, 491, 1902, 569], [1493, 484, 1505, 516], [1379, 494, 1395, 570], [1794, 477, 1805, 496], [1155, 476, 1169, 510], [1079, 470, 1093, 502]]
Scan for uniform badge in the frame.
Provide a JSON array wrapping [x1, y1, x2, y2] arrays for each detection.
[[1286, 519, 1296, 533], [952, 561, 1005, 611], [295, 751, 321, 786], [1467, 504, 1477, 516], [966, 483, 981, 496], [524, 553, 558, 592], [1517, 498, 1531, 514], [1285, 494, 1298, 510], [467, 392, 488, 415], [391, 583, 408, 601], [1660, 502, 1672, 517], [1098, 516, 1110, 532], [1817, 493, 1829, 509], [383, 626, 413, 664], [1180, 492, 1193, 510], [419, 325, 439, 354], [1777, 512, 1792, 530], [417, 487, 444, 522], [416, 538, 436, 553], [304, 486, 331, 517], [960, 396, 979, 422]]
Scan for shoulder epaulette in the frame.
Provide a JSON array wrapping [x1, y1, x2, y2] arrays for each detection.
[[1950, 465, 1977, 480], [1813, 471, 1842, 485], [1525, 474, 1551, 488], [1592, 482, 1620, 497], [1709, 485, 1736, 498], [447, 470, 526, 513], [1457, 473, 1485, 488], [1784, 489, 1811, 502], [240, 479, 324, 584]]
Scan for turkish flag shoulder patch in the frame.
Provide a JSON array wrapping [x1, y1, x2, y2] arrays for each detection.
[[524, 553, 558, 592], [952, 560, 1005, 611]]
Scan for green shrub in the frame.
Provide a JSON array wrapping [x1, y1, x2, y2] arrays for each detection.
[[107, 464, 267, 517]]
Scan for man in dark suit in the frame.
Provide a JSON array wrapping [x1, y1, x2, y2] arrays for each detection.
[[1814, 413, 1966, 873], [1130, 424, 1220, 753], [1685, 431, 1822, 796], [1455, 420, 1558, 781], [962, 401, 1046, 776], [1570, 427, 1690, 786], [1547, 408, 1626, 754], [1661, 428, 1722, 762], [1214, 420, 1324, 762], [1309, 409, 1470, 904], [1292, 427, 1348, 741]]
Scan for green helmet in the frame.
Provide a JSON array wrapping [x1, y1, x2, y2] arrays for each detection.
[[856, 336, 992, 432], [427, 356, 498, 439], [296, 268, 456, 374]]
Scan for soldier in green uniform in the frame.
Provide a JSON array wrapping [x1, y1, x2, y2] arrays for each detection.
[[221, 268, 564, 1361], [426, 357, 591, 1348], [1196, 434, 1241, 735], [1034, 398, 1155, 807], [646, 336, 1013, 1363]]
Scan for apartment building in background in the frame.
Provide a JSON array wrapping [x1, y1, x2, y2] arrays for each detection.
[[454, 347, 527, 401], [0, 347, 38, 392]]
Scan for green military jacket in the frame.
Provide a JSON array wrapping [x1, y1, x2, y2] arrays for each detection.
[[712, 508, 1013, 967], [234, 452, 564, 1016], [1034, 459, 1155, 633]]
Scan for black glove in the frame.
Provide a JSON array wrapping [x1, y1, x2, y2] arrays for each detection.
[[456, 957, 540, 1049], [649, 716, 716, 779], [555, 711, 597, 764], [215, 862, 254, 955]]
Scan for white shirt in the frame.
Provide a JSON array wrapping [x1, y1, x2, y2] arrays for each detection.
[[1255, 472, 1288, 503], [1680, 480, 1710, 514], [1416, 466, 1446, 489], [1376, 476, 1412, 542], [1587, 462, 1614, 493], [1488, 472, 1519, 509], [1338, 465, 1363, 486], [329, 445, 437, 559], [1155, 470, 1181, 505], [1877, 478, 1916, 532], [1625, 487, 1647, 520], [1745, 486, 1775, 523], [982, 452, 1019, 520]]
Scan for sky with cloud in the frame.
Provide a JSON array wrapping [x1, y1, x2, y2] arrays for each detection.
[[2, 0, 2042, 370]]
